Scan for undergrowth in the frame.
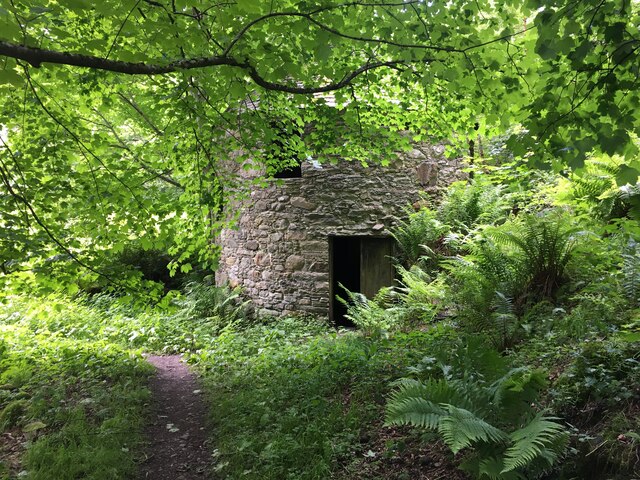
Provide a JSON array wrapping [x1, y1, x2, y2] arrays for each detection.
[[0, 298, 153, 480], [194, 319, 460, 480]]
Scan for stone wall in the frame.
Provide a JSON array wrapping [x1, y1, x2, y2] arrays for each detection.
[[216, 144, 461, 318]]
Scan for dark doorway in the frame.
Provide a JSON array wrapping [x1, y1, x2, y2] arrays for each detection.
[[330, 236, 361, 327], [329, 236, 395, 327]]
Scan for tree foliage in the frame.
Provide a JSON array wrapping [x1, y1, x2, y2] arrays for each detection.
[[0, 0, 638, 290]]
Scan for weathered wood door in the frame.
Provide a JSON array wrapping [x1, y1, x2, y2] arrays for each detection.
[[360, 237, 395, 299]]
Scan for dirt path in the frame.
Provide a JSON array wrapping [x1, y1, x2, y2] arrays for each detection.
[[139, 355, 210, 480]]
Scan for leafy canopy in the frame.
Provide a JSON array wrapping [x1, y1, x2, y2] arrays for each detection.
[[0, 0, 639, 290]]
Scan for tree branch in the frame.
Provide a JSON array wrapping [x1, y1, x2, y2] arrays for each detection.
[[1, 40, 413, 93]]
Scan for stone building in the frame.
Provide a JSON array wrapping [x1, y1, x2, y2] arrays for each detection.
[[215, 144, 460, 324]]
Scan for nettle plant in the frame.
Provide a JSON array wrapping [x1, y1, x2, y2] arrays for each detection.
[[386, 339, 568, 479]]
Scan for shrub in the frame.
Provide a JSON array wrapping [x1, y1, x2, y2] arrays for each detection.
[[393, 266, 448, 327], [386, 338, 568, 479], [448, 210, 584, 344], [173, 281, 251, 331], [437, 178, 511, 233], [337, 285, 398, 336], [390, 208, 450, 269]]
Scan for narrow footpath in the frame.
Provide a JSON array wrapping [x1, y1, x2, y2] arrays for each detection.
[[139, 355, 210, 480]]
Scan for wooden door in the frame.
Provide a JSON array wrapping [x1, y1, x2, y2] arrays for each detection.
[[360, 237, 395, 299]]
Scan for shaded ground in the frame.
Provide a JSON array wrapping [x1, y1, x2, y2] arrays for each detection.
[[0, 429, 25, 477], [337, 423, 468, 480], [139, 355, 210, 480]]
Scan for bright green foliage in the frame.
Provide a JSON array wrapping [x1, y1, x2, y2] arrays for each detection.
[[337, 284, 399, 336], [393, 266, 448, 326], [2, 0, 640, 289], [0, 297, 153, 479], [390, 178, 510, 269], [173, 281, 250, 330], [386, 340, 568, 479], [195, 317, 448, 479], [437, 179, 511, 234], [448, 210, 583, 342], [484, 212, 580, 301], [390, 208, 449, 269], [564, 156, 640, 221]]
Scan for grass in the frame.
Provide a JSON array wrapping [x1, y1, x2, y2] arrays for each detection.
[[0, 296, 154, 480], [194, 318, 462, 479]]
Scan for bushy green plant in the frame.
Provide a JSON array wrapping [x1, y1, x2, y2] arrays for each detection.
[[196, 317, 445, 480], [337, 285, 398, 336], [485, 211, 580, 301], [393, 266, 448, 326], [174, 281, 250, 328], [386, 338, 568, 479], [449, 210, 583, 343], [568, 158, 640, 221], [390, 208, 450, 268], [552, 340, 640, 412], [438, 178, 511, 233]]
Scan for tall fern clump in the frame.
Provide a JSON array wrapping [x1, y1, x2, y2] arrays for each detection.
[[437, 178, 511, 234], [390, 208, 450, 269], [448, 210, 583, 347], [486, 211, 580, 302], [386, 339, 568, 479]]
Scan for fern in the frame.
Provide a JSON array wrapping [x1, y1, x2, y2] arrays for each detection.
[[337, 284, 398, 335], [385, 396, 446, 430], [477, 457, 525, 480], [393, 265, 447, 325], [490, 292, 520, 351], [439, 405, 508, 454], [502, 414, 567, 473], [386, 378, 472, 418], [622, 241, 640, 306], [386, 340, 567, 479], [390, 207, 449, 268]]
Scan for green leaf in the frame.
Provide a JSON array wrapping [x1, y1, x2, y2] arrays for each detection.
[[0, 69, 23, 86], [23, 421, 47, 433], [235, 0, 262, 13], [616, 165, 638, 186]]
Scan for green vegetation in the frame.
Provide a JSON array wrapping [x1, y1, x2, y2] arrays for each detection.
[[1, 1, 640, 478], [3, 159, 640, 479], [2, 0, 640, 290], [0, 297, 152, 480], [195, 318, 459, 479], [0, 285, 245, 479], [3, 160, 640, 479]]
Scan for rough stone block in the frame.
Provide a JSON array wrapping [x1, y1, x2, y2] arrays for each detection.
[[284, 254, 305, 271], [290, 196, 317, 210]]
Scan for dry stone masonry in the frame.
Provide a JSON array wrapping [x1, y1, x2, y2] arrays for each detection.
[[216, 144, 461, 318]]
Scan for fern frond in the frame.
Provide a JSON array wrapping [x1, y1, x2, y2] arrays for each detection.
[[477, 457, 526, 480], [439, 405, 508, 454], [388, 378, 468, 409], [622, 243, 640, 306], [501, 414, 566, 473], [385, 380, 447, 430]]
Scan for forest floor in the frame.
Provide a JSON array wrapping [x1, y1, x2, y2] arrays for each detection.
[[139, 356, 211, 480]]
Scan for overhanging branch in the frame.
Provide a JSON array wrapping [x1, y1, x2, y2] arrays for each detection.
[[0, 40, 408, 94]]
